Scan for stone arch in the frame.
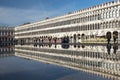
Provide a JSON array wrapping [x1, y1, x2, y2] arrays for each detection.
[[103, 22, 106, 29], [116, 20, 119, 28], [109, 21, 113, 28], [106, 31, 112, 44], [82, 33, 85, 37], [113, 31, 118, 43]]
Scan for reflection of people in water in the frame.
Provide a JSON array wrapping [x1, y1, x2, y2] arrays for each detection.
[[106, 43, 111, 55], [61, 36, 70, 49], [113, 43, 118, 54]]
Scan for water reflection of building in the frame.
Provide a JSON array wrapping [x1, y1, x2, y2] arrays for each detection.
[[0, 27, 15, 54], [80, 68, 120, 80], [15, 44, 120, 77], [0, 53, 14, 58], [15, 0, 120, 78]]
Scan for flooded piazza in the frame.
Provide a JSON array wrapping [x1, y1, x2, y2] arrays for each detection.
[[1, 0, 120, 80], [14, 44, 120, 80], [0, 52, 119, 80]]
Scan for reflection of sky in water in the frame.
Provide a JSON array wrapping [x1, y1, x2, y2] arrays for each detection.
[[0, 56, 111, 80]]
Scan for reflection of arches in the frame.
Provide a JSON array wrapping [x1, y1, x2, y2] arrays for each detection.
[[33, 37, 37, 47], [113, 43, 118, 54], [73, 34, 77, 48], [106, 43, 111, 55], [61, 36, 69, 49]]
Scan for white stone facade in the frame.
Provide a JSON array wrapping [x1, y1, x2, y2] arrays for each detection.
[[15, 0, 120, 76]]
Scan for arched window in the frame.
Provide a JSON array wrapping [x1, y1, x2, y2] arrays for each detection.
[[103, 23, 106, 29], [101, 23, 103, 29], [112, 21, 115, 28], [109, 10, 111, 18], [90, 24, 92, 30], [105, 11, 108, 19], [103, 12, 106, 19], [109, 22, 112, 28], [93, 15, 95, 20], [116, 9, 119, 17], [110, 10, 113, 18], [116, 21, 119, 28], [93, 24, 95, 30], [112, 10, 115, 18], [106, 11, 109, 18], [88, 25, 90, 30], [101, 13, 104, 19], [105, 22, 108, 28]]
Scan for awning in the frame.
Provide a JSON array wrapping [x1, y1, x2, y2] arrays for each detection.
[[93, 31, 98, 35], [84, 31, 90, 35], [97, 30, 106, 36]]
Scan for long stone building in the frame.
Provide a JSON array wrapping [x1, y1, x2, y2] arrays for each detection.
[[15, 0, 120, 76], [0, 27, 14, 55]]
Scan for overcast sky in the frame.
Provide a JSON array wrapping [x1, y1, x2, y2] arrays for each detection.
[[0, 0, 114, 27]]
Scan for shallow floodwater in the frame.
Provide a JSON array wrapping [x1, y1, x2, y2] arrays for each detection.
[[0, 56, 111, 80]]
